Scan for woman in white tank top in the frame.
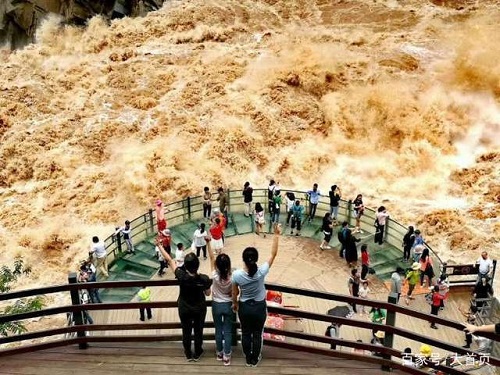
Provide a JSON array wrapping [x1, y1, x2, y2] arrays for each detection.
[[207, 239, 233, 366]]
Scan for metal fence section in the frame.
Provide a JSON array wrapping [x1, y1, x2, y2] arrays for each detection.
[[102, 188, 444, 273]]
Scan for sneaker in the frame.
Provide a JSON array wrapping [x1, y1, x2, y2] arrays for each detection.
[[193, 350, 204, 362], [245, 361, 253, 367], [223, 354, 231, 366], [252, 354, 262, 367], [325, 246, 332, 249], [186, 356, 195, 362], [319, 245, 324, 250], [216, 352, 223, 361], [290, 231, 294, 235]]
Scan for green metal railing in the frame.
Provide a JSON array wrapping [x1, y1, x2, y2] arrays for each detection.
[[103, 188, 444, 272]]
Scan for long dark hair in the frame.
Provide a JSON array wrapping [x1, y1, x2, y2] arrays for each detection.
[[255, 202, 264, 213], [421, 248, 430, 262], [377, 206, 386, 213], [243, 247, 259, 277], [406, 226, 414, 235], [216, 253, 231, 280]]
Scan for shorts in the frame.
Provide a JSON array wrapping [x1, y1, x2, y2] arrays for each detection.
[[212, 238, 224, 250], [323, 231, 332, 242]]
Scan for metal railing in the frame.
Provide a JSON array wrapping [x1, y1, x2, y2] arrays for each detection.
[[103, 188, 444, 274]]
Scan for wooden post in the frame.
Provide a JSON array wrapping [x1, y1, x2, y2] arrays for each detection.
[[381, 292, 398, 371], [68, 272, 88, 349]]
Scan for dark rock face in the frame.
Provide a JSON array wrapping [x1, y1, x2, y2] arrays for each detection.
[[0, 0, 164, 49]]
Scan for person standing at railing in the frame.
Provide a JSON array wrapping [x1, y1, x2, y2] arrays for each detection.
[[284, 192, 295, 226], [136, 286, 152, 322], [193, 223, 208, 260], [254, 202, 266, 237], [352, 194, 364, 234], [156, 240, 213, 362], [232, 224, 282, 368], [306, 183, 321, 222], [207, 239, 233, 366], [402, 226, 415, 263], [217, 187, 229, 229], [319, 212, 333, 250], [344, 229, 360, 267], [267, 179, 277, 213], [155, 199, 168, 232], [89, 236, 109, 278], [374, 206, 389, 245], [271, 190, 282, 224], [419, 248, 434, 287], [202, 187, 212, 219], [328, 185, 341, 225], [411, 230, 424, 261], [115, 220, 135, 255], [210, 217, 225, 254], [243, 182, 254, 217], [338, 221, 349, 258], [290, 199, 304, 236], [476, 251, 493, 282], [429, 285, 448, 329]]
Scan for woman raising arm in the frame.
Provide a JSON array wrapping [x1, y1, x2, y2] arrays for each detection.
[[231, 224, 281, 367]]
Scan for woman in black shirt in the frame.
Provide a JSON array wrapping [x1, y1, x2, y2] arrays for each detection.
[[320, 212, 333, 250], [157, 241, 212, 362]]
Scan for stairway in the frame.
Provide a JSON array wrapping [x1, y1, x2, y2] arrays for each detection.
[[100, 212, 405, 302]]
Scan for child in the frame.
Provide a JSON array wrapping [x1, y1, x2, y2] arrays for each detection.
[[358, 281, 370, 314], [430, 285, 447, 329], [137, 286, 152, 322], [175, 243, 185, 269], [436, 273, 450, 310], [360, 244, 370, 280]]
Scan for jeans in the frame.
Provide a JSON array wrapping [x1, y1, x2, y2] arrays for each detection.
[[272, 210, 280, 224], [374, 224, 385, 245], [88, 288, 102, 303], [286, 210, 293, 225], [203, 203, 212, 218], [403, 245, 411, 261], [158, 260, 167, 275], [212, 301, 233, 355], [330, 206, 339, 220], [83, 310, 93, 324], [308, 203, 318, 221], [140, 307, 152, 321], [291, 216, 302, 231], [125, 238, 134, 253], [238, 299, 267, 364], [179, 307, 207, 358]]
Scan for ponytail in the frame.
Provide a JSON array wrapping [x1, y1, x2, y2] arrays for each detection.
[[216, 253, 231, 280], [242, 247, 259, 277]]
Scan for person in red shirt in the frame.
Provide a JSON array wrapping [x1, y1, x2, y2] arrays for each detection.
[[430, 285, 447, 329], [210, 218, 224, 254], [360, 244, 370, 280]]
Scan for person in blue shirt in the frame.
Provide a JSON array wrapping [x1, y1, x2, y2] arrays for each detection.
[[232, 224, 282, 367], [307, 183, 321, 222]]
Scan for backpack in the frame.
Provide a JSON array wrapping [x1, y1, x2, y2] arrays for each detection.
[[268, 186, 275, 200], [338, 228, 346, 244]]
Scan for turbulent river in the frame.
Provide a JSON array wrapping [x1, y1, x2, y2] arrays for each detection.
[[0, 0, 499, 291]]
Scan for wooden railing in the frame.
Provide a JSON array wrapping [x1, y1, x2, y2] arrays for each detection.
[[1, 279, 499, 374]]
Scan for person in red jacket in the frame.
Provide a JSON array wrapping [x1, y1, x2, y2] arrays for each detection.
[[430, 285, 447, 329], [210, 218, 224, 255]]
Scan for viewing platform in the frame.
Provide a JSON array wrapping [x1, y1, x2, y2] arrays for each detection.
[[0, 189, 498, 375]]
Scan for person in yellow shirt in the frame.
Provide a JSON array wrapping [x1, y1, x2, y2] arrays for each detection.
[[137, 286, 152, 321]]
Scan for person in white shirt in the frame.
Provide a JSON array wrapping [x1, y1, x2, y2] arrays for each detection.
[[89, 236, 108, 278], [374, 206, 389, 245], [358, 281, 370, 314], [175, 243, 186, 268], [476, 251, 493, 282], [193, 223, 208, 260], [115, 220, 135, 254]]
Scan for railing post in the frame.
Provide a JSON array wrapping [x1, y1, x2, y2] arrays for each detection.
[[347, 200, 352, 226], [148, 208, 154, 235], [187, 196, 191, 220], [116, 231, 122, 253], [384, 218, 390, 242], [382, 293, 398, 371], [68, 272, 88, 349]]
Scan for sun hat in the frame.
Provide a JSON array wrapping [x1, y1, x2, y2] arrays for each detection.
[[411, 262, 420, 271], [161, 229, 171, 236], [374, 331, 385, 339], [420, 344, 432, 357]]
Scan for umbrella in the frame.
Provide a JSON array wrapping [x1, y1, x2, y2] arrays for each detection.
[[327, 306, 351, 318]]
